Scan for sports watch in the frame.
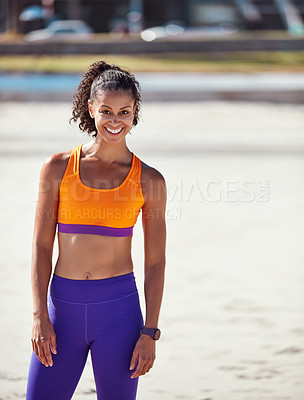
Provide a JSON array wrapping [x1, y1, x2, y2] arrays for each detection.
[[140, 326, 161, 340]]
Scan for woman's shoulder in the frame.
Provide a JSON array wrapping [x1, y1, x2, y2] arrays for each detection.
[[140, 159, 166, 185], [40, 147, 75, 182], [141, 161, 166, 192], [139, 159, 167, 205]]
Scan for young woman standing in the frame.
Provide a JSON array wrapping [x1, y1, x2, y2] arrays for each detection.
[[26, 60, 167, 400]]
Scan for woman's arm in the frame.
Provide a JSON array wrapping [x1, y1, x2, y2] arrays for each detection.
[[30, 153, 65, 367], [142, 168, 167, 329], [130, 166, 167, 379]]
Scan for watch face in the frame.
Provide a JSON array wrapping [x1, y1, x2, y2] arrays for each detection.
[[154, 329, 161, 340]]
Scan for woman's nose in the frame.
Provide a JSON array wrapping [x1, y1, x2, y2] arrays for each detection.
[[111, 114, 120, 124]]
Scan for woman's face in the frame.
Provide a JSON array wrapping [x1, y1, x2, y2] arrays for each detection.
[[88, 89, 136, 143]]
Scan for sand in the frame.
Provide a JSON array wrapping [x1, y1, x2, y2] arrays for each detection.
[[0, 101, 303, 399]]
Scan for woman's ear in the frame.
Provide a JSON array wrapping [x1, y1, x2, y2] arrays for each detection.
[[133, 101, 137, 117], [88, 99, 94, 118]]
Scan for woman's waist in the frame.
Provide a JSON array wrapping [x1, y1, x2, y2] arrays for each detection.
[[49, 269, 138, 304], [54, 255, 133, 281], [57, 233, 132, 268]]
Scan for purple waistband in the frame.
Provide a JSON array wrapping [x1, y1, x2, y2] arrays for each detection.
[[49, 271, 138, 303], [57, 222, 133, 237]]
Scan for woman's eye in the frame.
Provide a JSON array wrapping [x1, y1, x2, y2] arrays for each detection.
[[100, 110, 129, 115], [99, 110, 129, 115]]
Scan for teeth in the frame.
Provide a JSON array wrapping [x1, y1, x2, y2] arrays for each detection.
[[106, 127, 123, 134]]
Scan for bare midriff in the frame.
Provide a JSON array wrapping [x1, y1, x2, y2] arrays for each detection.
[[54, 231, 134, 280]]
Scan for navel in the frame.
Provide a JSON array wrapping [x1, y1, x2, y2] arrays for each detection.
[[85, 272, 92, 280]]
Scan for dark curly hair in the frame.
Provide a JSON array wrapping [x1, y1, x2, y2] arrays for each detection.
[[69, 60, 142, 138]]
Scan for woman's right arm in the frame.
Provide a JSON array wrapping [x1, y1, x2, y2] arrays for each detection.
[[31, 153, 64, 367]]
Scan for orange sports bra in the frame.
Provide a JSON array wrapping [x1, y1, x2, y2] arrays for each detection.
[[57, 143, 145, 237]]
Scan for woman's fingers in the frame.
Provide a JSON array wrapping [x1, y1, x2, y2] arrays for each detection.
[[36, 340, 48, 366], [142, 359, 154, 374], [31, 339, 38, 356], [131, 357, 144, 379], [43, 342, 53, 367], [131, 357, 154, 378], [130, 335, 156, 378], [141, 362, 149, 375], [49, 334, 57, 355], [129, 350, 139, 371], [33, 337, 52, 367], [31, 317, 56, 367], [31, 338, 35, 353], [143, 360, 153, 374]]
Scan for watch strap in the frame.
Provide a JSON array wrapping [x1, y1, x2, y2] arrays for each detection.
[[140, 326, 160, 340]]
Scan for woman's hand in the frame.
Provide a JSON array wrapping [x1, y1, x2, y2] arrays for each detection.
[[31, 315, 57, 367], [129, 334, 156, 379]]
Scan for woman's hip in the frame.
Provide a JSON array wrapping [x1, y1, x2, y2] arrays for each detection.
[[47, 270, 143, 345], [49, 271, 139, 304]]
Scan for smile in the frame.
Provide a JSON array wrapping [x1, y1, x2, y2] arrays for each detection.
[[105, 127, 124, 134]]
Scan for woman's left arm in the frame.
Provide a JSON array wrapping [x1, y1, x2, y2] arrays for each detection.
[[130, 167, 167, 379]]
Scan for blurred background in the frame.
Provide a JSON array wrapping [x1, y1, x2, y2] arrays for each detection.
[[0, 1, 304, 400], [2, 0, 304, 37]]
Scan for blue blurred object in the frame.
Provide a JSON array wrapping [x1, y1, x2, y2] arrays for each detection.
[[19, 6, 49, 22], [274, 0, 304, 36], [0, 73, 80, 92]]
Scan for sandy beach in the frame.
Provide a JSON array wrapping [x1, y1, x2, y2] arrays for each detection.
[[0, 100, 303, 399]]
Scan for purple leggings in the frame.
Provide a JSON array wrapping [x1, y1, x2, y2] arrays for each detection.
[[26, 271, 144, 400]]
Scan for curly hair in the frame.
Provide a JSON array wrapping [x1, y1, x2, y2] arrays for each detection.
[[69, 60, 142, 138]]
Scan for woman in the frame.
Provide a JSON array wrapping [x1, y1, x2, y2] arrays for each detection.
[[26, 60, 167, 400]]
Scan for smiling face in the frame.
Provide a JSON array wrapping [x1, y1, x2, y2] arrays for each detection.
[[88, 89, 136, 143]]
